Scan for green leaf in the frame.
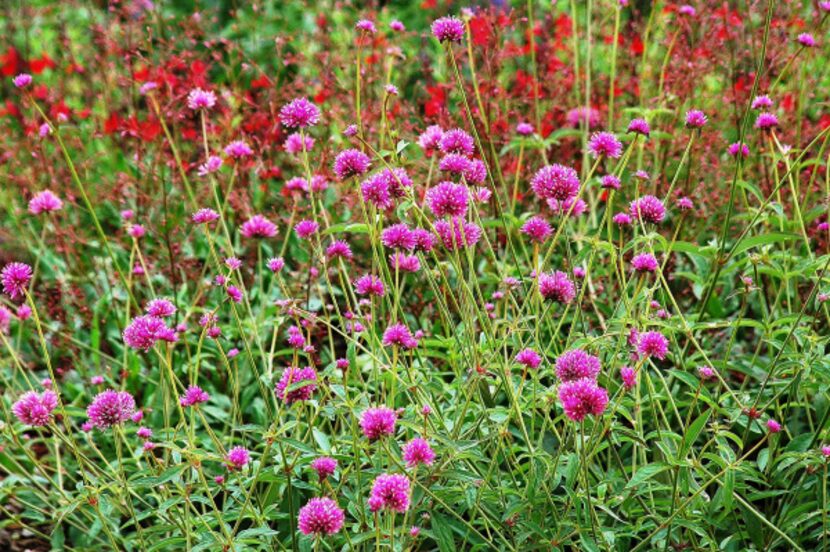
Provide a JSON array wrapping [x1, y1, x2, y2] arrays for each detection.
[[626, 462, 672, 490]]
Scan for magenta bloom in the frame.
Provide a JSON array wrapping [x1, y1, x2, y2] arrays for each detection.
[[12, 391, 58, 426], [796, 33, 816, 48], [613, 212, 632, 225], [531, 164, 580, 201], [311, 456, 338, 479], [275, 366, 318, 404], [179, 385, 210, 407], [431, 16, 465, 43], [418, 125, 444, 153], [555, 349, 601, 382], [685, 110, 707, 129], [326, 240, 353, 261], [355, 274, 385, 297], [390, 20, 405, 31], [677, 197, 694, 211], [361, 173, 393, 210], [439, 153, 472, 175], [28, 190, 63, 215], [548, 197, 588, 217], [752, 95, 774, 110], [412, 228, 436, 252], [361, 407, 397, 440], [123, 315, 176, 351], [334, 149, 371, 180], [566, 106, 601, 129], [137, 426, 152, 439], [427, 181, 469, 217], [538, 271, 576, 304], [267, 257, 285, 272], [620, 366, 637, 390], [728, 142, 750, 157], [434, 218, 482, 250], [521, 216, 553, 243], [627, 118, 650, 136], [630, 195, 666, 224], [240, 215, 278, 239], [13, 73, 32, 88], [767, 419, 782, 433], [516, 122, 534, 136], [198, 155, 223, 176], [515, 348, 542, 369], [754, 112, 779, 130], [294, 220, 319, 240], [637, 330, 669, 360], [192, 208, 220, 224], [369, 473, 411, 513], [298, 497, 345, 536], [355, 19, 377, 33], [186, 88, 216, 110], [588, 132, 623, 159], [381, 223, 415, 250], [279, 97, 320, 128], [87, 390, 136, 429], [698, 366, 716, 380], [402, 437, 436, 467], [284, 132, 315, 154], [631, 253, 659, 273], [439, 128, 475, 156], [145, 298, 176, 318], [382, 323, 418, 349], [389, 252, 420, 273], [224, 140, 253, 159], [558, 378, 608, 422], [1, 262, 32, 299], [226, 446, 251, 470], [600, 175, 621, 190], [0, 306, 10, 334]]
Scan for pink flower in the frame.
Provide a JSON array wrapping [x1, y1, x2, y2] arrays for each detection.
[[427, 181, 469, 217], [515, 348, 542, 369], [12, 391, 58, 426], [439, 153, 472, 175], [192, 208, 220, 224], [630, 195, 666, 224], [311, 457, 338, 479], [12, 73, 32, 88], [0, 307, 11, 334], [538, 271, 576, 303], [796, 33, 816, 48], [631, 252, 659, 273], [334, 149, 371, 180], [225, 257, 242, 271], [620, 366, 637, 390], [822, 446, 830, 458], [627, 118, 650, 136], [558, 378, 608, 422], [123, 315, 176, 351], [284, 132, 315, 154], [382, 323, 418, 349], [521, 216, 552, 243], [613, 212, 632, 226], [326, 240, 353, 260], [179, 385, 210, 407], [187, 88, 216, 110], [418, 125, 444, 153], [439, 129, 475, 156], [369, 473, 411, 513], [355, 19, 377, 33], [531, 164, 580, 201], [767, 419, 782, 433], [145, 298, 176, 318], [224, 140, 253, 159], [129, 224, 146, 238], [298, 497, 345, 536], [588, 132, 622, 159], [87, 390, 136, 429], [294, 219, 319, 239], [279, 97, 321, 128], [754, 112, 779, 130], [516, 122, 534, 136], [678, 4, 696, 16], [566, 106, 601, 129], [637, 330, 669, 360], [360, 407, 397, 440], [412, 228, 436, 252], [677, 197, 694, 211], [389, 252, 420, 272], [240, 215, 278, 239], [434, 218, 481, 250], [267, 257, 285, 272], [431, 16, 465, 43], [381, 223, 415, 250], [555, 349, 601, 382], [402, 438, 435, 467], [197, 155, 223, 176], [600, 175, 621, 190], [685, 109, 707, 129], [698, 366, 716, 380], [1, 262, 32, 299], [728, 142, 750, 157], [355, 275, 385, 297], [137, 426, 152, 439], [275, 367, 318, 404], [28, 191, 63, 215], [390, 20, 405, 31], [226, 446, 250, 470], [751, 95, 774, 110]]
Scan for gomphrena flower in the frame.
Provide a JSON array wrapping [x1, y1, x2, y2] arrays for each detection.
[[294, 220, 320, 240], [355, 274, 385, 297], [279, 97, 320, 128], [796, 33, 816, 48], [226, 446, 251, 470], [515, 348, 542, 370], [355, 19, 377, 33], [240, 215, 278, 239], [326, 240, 353, 261], [754, 112, 779, 130], [0, 306, 10, 334], [224, 140, 253, 159], [751, 95, 774, 110], [87, 389, 136, 429], [516, 122, 534, 136], [637, 330, 669, 360], [434, 218, 481, 250], [629, 195, 666, 224], [368, 473, 411, 513], [28, 191, 63, 215], [412, 228, 436, 252], [431, 16, 465, 43], [566, 106, 601, 129], [613, 212, 632, 226], [381, 223, 415, 250], [439, 128, 475, 156], [697, 366, 716, 380], [465, 159, 488, 183], [728, 142, 750, 157], [600, 175, 621, 190], [198, 155, 223, 176], [145, 298, 176, 318], [521, 216, 553, 243], [438, 153, 472, 175], [538, 271, 576, 304], [402, 437, 436, 467], [627, 118, 650, 136], [275, 366, 318, 404], [360, 407, 397, 440], [767, 419, 782, 433], [286, 325, 306, 349], [334, 148, 371, 180], [284, 132, 315, 154], [298, 497, 345, 536], [427, 181, 469, 218], [531, 164, 580, 201], [588, 132, 623, 159], [311, 456, 338, 479], [267, 257, 285, 272], [382, 323, 418, 349], [1, 262, 33, 299], [620, 366, 637, 390], [389, 252, 420, 272], [192, 208, 220, 224], [179, 385, 210, 407], [13, 73, 32, 88], [677, 197, 694, 211], [555, 349, 601, 382], [361, 172, 393, 210], [186, 88, 216, 111], [12, 390, 58, 426], [418, 125, 444, 153], [685, 109, 707, 129], [390, 20, 405, 31], [631, 252, 659, 273], [123, 315, 177, 351], [678, 4, 696, 16], [558, 378, 609, 422]]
